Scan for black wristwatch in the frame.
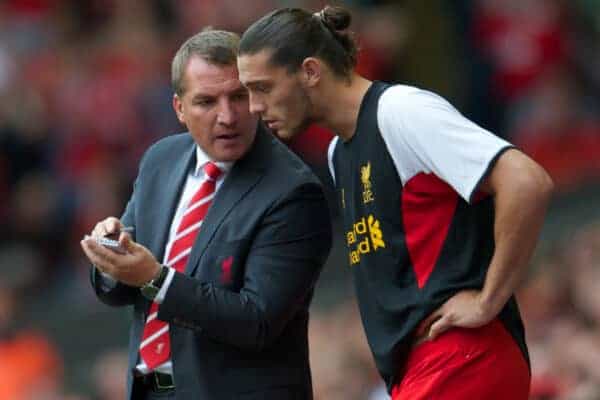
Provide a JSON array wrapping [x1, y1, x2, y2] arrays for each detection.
[[140, 265, 169, 301]]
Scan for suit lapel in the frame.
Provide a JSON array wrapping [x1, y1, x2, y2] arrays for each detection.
[[185, 128, 269, 276], [147, 143, 196, 262]]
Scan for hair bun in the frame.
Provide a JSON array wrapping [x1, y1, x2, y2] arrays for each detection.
[[320, 6, 351, 31]]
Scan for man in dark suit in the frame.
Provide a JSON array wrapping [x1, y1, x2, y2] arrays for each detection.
[[80, 29, 332, 400]]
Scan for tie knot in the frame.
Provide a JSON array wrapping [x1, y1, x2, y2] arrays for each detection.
[[203, 162, 222, 181]]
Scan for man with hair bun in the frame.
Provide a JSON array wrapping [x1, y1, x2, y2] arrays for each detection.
[[238, 6, 553, 399]]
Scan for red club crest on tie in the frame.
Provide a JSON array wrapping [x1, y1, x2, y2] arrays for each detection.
[[221, 256, 233, 284]]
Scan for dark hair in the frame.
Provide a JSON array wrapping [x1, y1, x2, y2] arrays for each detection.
[[239, 6, 358, 79], [172, 28, 240, 95]]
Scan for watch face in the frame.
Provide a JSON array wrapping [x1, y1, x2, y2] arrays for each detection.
[[141, 284, 159, 301], [140, 266, 168, 301]]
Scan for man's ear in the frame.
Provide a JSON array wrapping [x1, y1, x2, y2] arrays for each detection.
[[173, 94, 185, 124], [300, 57, 322, 88]]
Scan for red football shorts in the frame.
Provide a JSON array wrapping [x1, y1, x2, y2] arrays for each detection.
[[391, 318, 530, 400]]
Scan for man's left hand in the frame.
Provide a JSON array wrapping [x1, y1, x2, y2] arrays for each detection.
[[416, 289, 496, 341], [81, 233, 161, 287]]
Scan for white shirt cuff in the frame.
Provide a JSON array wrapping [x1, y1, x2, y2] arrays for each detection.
[[154, 267, 176, 304]]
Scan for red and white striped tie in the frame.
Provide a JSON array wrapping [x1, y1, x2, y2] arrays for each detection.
[[139, 161, 222, 370]]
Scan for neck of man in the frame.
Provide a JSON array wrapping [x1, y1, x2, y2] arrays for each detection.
[[313, 73, 372, 142]]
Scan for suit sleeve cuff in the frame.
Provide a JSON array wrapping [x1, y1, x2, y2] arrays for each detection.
[[98, 269, 118, 291], [154, 267, 176, 304]]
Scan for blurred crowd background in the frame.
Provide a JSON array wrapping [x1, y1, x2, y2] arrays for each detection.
[[1, 0, 599, 399]]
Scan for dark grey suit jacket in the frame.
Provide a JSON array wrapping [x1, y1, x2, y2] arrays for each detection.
[[91, 126, 332, 399]]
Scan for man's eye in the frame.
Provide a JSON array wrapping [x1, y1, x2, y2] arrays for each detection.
[[232, 92, 248, 101], [254, 85, 270, 94], [195, 99, 214, 106]]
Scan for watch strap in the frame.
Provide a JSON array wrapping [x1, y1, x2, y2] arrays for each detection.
[[152, 265, 169, 288]]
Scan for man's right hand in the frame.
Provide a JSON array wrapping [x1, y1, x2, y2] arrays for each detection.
[[91, 217, 123, 239], [415, 289, 495, 342]]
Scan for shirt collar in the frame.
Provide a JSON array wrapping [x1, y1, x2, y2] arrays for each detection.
[[194, 145, 233, 177]]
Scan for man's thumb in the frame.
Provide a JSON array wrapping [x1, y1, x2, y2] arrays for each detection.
[[119, 232, 136, 253], [428, 314, 451, 341]]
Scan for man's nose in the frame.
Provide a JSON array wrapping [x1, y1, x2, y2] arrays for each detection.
[[248, 93, 265, 115], [217, 100, 236, 125]]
